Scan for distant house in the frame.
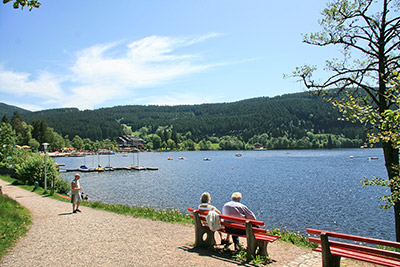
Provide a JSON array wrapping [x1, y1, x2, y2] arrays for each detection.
[[254, 142, 264, 149], [117, 135, 146, 151]]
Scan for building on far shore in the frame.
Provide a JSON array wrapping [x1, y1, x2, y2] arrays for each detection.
[[254, 142, 264, 149], [117, 135, 146, 151]]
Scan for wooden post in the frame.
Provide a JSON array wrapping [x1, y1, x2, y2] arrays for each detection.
[[258, 240, 268, 256], [245, 221, 258, 258], [321, 232, 341, 267], [193, 211, 216, 248]]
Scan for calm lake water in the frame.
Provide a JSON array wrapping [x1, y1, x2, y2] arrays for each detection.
[[55, 148, 394, 241]]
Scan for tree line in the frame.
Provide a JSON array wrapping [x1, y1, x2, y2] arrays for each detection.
[[9, 92, 367, 150]]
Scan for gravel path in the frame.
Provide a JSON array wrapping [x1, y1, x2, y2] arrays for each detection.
[[0, 179, 378, 266]]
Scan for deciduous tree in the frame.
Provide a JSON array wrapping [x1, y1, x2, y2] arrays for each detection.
[[3, 0, 40, 11], [292, 0, 400, 240]]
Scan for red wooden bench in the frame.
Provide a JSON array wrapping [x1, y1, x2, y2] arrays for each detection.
[[307, 228, 400, 267], [187, 208, 280, 258]]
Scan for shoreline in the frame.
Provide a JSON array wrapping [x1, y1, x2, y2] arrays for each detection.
[[0, 178, 378, 266]]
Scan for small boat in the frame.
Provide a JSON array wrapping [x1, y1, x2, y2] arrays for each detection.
[[203, 158, 211, 161], [132, 166, 146, 171], [104, 166, 114, 171], [235, 153, 242, 157], [167, 157, 173, 160], [368, 157, 378, 160], [146, 167, 158, 171], [95, 165, 104, 172], [79, 165, 89, 172], [179, 157, 186, 160]]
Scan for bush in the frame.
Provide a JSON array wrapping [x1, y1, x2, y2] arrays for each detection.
[[54, 177, 70, 194], [15, 153, 67, 193]]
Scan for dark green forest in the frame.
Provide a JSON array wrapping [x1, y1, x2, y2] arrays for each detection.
[[4, 91, 367, 150], [0, 103, 30, 119]]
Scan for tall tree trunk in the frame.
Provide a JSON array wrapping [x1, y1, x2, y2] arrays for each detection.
[[382, 142, 400, 241]]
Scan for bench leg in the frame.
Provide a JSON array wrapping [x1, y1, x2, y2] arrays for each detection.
[[245, 221, 260, 259], [321, 232, 341, 267], [193, 211, 216, 248], [257, 241, 268, 256]]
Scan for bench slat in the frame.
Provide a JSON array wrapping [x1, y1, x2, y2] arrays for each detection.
[[218, 229, 279, 243], [331, 247, 400, 267], [219, 214, 265, 226], [188, 208, 264, 226], [220, 221, 267, 234], [255, 233, 280, 243], [307, 228, 400, 249], [309, 237, 400, 260]]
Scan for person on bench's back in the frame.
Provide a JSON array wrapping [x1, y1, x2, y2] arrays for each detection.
[[222, 192, 256, 250]]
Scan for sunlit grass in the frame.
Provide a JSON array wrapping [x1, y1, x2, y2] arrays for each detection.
[[0, 194, 31, 260], [267, 228, 318, 249], [84, 201, 193, 224]]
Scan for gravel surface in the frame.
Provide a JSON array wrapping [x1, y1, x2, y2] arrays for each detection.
[[0, 179, 379, 266]]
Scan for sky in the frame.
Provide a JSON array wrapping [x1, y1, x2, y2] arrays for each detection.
[[0, 0, 339, 111]]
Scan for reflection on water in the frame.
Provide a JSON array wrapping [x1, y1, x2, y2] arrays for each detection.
[[56, 148, 394, 240]]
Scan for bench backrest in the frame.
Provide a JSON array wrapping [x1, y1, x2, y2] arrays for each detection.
[[188, 208, 266, 234], [188, 208, 264, 225], [307, 228, 400, 249], [307, 228, 400, 260]]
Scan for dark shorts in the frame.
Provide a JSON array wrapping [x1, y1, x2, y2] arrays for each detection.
[[224, 226, 246, 236], [224, 224, 260, 235]]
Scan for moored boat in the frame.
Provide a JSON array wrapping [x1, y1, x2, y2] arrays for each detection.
[[79, 165, 89, 172], [132, 166, 146, 171]]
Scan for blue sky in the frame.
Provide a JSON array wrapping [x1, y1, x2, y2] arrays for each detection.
[[0, 0, 337, 111]]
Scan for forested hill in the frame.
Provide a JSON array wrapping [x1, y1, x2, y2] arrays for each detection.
[[16, 92, 366, 143], [0, 102, 31, 119]]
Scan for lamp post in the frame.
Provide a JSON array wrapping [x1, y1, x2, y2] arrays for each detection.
[[42, 143, 49, 192]]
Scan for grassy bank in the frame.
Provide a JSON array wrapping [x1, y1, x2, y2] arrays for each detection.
[[0, 194, 32, 260], [267, 228, 317, 249], [0, 174, 315, 252], [83, 201, 193, 224]]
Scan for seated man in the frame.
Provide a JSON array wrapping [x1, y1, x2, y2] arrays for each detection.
[[222, 192, 256, 250]]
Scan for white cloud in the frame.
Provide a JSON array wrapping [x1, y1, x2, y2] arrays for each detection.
[[0, 34, 223, 110], [134, 92, 221, 106], [0, 69, 64, 101]]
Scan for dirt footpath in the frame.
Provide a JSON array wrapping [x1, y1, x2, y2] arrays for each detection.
[[0, 179, 378, 266]]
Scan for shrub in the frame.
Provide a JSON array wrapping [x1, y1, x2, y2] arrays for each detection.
[[15, 152, 68, 193]]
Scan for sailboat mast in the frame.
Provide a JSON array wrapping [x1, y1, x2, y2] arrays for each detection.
[[137, 137, 139, 166]]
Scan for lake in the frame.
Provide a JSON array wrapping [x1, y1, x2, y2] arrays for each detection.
[[55, 148, 394, 241]]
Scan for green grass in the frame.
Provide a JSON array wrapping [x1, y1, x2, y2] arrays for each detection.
[[0, 194, 32, 260], [83, 201, 193, 224], [267, 228, 318, 249]]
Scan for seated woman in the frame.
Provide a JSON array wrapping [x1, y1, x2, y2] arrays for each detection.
[[198, 192, 229, 246]]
